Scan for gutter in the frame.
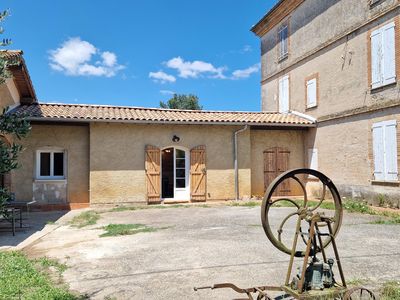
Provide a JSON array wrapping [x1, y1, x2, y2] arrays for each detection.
[[290, 111, 316, 123], [233, 125, 248, 201]]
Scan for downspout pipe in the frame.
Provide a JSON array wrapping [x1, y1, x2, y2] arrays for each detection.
[[234, 125, 248, 201]]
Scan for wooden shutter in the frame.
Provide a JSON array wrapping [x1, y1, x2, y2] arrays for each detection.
[[308, 148, 319, 170], [382, 22, 396, 86], [306, 78, 317, 108], [264, 149, 277, 193], [190, 146, 207, 202], [277, 148, 291, 195], [371, 28, 382, 89], [279, 75, 289, 113], [373, 123, 385, 181], [384, 120, 398, 181], [145, 145, 161, 204], [264, 147, 291, 195]]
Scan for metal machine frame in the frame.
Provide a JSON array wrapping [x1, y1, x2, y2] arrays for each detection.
[[195, 169, 376, 300]]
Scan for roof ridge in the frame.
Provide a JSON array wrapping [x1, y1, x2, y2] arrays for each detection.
[[0, 49, 23, 53], [36, 102, 282, 115]]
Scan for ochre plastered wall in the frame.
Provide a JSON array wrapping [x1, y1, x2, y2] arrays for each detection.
[[263, 11, 400, 117], [250, 129, 306, 197], [89, 122, 252, 203], [305, 107, 400, 203], [12, 124, 90, 204], [260, 0, 398, 88]]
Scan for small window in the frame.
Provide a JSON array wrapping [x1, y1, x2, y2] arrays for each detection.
[[36, 150, 66, 180], [278, 24, 289, 60], [372, 120, 398, 181], [306, 77, 317, 108], [371, 21, 396, 89]]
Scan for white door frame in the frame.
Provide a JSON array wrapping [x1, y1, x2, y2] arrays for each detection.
[[161, 146, 190, 201]]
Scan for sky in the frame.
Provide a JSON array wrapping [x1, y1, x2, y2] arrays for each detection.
[[2, 1, 275, 111]]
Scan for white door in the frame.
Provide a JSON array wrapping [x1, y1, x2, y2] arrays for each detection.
[[174, 148, 190, 200]]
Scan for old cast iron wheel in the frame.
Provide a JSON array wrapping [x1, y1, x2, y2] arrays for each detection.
[[261, 168, 343, 257]]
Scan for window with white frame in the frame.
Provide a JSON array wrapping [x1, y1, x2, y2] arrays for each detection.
[[36, 150, 66, 180], [372, 120, 398, 181], [308, 148, 318, 170], [279, 75, 290, 113], [306, 78, 317, 108], [278, 24, 289, 60], [371, 21, 396, 89]]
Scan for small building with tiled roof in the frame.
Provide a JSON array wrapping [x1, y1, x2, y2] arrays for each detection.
[[2, 52, 316, 209]]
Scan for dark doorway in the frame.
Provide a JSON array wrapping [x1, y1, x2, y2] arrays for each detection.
[[162, 148, 174, 198]]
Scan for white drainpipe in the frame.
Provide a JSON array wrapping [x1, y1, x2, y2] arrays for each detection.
[[234, 125, 248, 201]]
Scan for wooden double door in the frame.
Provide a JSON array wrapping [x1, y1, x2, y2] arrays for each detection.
[[145, 145, 207, 204], [264, 147, 291, 196]]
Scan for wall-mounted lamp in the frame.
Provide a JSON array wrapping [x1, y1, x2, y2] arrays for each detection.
[[172, 135, 180, 143]]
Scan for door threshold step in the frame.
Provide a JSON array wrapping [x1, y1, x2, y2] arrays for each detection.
[[163, 200, 190, 204]]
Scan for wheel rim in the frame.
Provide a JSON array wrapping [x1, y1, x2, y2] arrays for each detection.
[[261, 168, 343, 257]]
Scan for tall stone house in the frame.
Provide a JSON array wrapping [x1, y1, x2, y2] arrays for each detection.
[[252, 0, 400, 203]]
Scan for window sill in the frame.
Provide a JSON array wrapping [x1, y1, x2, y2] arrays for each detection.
[[371, 180, 400, 186], [278, 54, 288, 63], [306, 105, 317, 111], [34, 179, 67, 183], [370, 81, 397, 93]]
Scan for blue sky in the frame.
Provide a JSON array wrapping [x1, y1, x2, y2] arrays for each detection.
[[2, 1, 275, 111]]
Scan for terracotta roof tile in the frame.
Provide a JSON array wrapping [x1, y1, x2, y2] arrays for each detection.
[[0, 50, 37, 102], [12, 103, 315, 126]]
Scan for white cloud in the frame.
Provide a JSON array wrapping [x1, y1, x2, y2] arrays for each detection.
[[165, 56, 226, 79], [49, 37, 124, 77], [101, 51, 117, 67], [149, 71, 176, 83], [160, 90, 175, 95], [231, 63, 261, 79], [241, 45, 253, 53]]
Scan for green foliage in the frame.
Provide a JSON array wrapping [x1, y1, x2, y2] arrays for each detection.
[[0, 9, 12, 85], [377, 194, 389, 207], [372, 214, 400, 225], [109, 204, 192, 212], [35, 257, 68, 274], [343, 199, 374, 214], [381, 281, 400, 300], [229, 201, 261, 207], [100, 224, 159, 237], [0, 9, 30, 214], [69, 211, 100, 228], [0, 251, 84, 300], [160, 94, 202, 110], [346, 278, 368, 286]]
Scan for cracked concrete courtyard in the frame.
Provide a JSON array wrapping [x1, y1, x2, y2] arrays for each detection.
[[21, 205, 400, 299]]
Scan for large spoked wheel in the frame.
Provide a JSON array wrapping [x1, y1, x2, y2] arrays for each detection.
[[261, 169, 343, 257]]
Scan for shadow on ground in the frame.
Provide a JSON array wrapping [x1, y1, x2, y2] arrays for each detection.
[[0, 211, 68, 249]]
